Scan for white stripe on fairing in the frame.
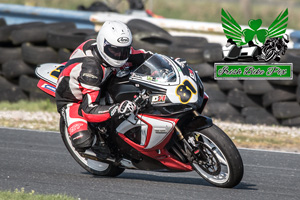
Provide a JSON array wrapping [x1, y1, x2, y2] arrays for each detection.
[[81, 83, 100, 90], [70, 49, 85, 59], [69, 64, 83, 100], [65, 104, 87, 127]]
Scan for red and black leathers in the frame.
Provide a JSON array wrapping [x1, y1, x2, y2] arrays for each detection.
[[55, 39, 152, 150]]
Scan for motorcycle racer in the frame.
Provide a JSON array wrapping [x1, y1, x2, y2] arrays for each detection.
[[261, 34, 289, 62], [55, 21, 153, 154]]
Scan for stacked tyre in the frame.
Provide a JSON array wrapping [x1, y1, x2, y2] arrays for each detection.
[[1, 18, 300, 127], [0, 19, 96, 102], [210, 66, 299, 127]]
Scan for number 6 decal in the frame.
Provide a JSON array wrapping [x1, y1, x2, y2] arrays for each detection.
[[176, 80, 197, 104]]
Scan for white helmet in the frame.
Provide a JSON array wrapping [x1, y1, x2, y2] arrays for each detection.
[[96, 21, 132, 68]]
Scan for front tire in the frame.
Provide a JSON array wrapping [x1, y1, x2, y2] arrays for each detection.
[[264, 49, 275, 62], [60, 117, 124, 177], [189, 124, 243, 188]]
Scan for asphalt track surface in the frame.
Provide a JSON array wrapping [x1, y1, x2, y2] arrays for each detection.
[[0, 128, 299, 200]]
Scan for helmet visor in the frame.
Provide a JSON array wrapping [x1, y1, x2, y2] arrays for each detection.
[[104, 39, 131, 61]]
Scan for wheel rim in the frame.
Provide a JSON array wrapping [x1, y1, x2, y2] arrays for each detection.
[[196, 142, 221, 176], [192, 132, 230, 184], [264, 49, 275, 61], [64, 126, 110, 172]]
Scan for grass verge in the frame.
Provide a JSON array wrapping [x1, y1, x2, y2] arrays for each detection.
[[0, 100, 299, 152], [0, 188, 76, 200], [0, 100, 56, 113]]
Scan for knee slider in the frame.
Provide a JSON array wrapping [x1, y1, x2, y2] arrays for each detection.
[[70, 130, 94, 151]]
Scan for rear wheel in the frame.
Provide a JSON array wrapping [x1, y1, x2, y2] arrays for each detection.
[[188, 124, 243, 188], [60, 117, 124, 176]]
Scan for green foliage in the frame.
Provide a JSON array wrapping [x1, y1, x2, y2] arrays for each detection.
[[0, 100, 56, 112], [0, 188, 76, 200], [222, 8, 288, 46]]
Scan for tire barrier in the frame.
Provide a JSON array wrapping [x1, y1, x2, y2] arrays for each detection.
[[132, 31, 172, 55], [10, 22, 76, 45], [0, 18, 300, 127], [47, 28, 97, 50], [0, 22, 44, 42], [22, 43, 59, 65]]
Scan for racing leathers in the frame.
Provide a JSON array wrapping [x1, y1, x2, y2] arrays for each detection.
[[55, 39, 152, 151]]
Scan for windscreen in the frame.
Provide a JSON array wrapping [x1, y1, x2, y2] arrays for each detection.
[[131, 54, 177, 83]]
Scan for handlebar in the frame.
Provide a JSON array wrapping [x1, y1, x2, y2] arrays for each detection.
[[119, 89, 149, 124], [133, 89, 149, 108]]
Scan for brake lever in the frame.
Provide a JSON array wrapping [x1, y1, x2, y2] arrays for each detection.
[[134, 89, 149, 108], [119, 89, 149, 124]]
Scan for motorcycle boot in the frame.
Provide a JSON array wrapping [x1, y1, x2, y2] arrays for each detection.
[[91, 130, 111, 160], [70, 130, 94, 153]]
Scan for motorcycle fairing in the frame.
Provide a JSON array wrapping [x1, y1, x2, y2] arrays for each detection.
[[37, 79, 56, 97], [35, 63, 64, 86], [117, 114, 177, 149], [35, 63, 67, 97], [117, 113, 193, 171], [118, 132, 193, 171], [129, 54, 199, 105], [184, 115, 213, 133]]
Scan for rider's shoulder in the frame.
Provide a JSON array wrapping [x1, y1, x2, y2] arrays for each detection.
[[79, 57, 103, 85], [81, 57, 103, 75]]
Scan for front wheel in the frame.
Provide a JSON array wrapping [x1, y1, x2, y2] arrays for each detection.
[[264, 48, 275, 62], [60, 117, 124, 177], [189, 124, 243, 188]]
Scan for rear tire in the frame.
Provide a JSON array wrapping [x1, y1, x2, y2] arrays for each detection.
[[60, 117, 125, 177], [189, 124, 243, 188]]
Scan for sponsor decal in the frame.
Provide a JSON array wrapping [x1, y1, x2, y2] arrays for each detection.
[[109, 106, 118, 116], [41, 83, 56, 92], [215, 8, 292, 80], [83, 73, 98, 79], [69, 122, 85, 134], [188, 68, 196, 81], [151, 95, 166, 104], [154, 128, 167, 134], [117, 37, 130, 43]]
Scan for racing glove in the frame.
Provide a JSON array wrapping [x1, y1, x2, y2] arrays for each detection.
[[109, 100, 137, 118]]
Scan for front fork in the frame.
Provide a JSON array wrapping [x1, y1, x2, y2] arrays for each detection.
[[174, 111, 210, 163]]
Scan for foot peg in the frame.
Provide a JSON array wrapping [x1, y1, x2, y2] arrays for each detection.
[[91, 143, 111, 160]]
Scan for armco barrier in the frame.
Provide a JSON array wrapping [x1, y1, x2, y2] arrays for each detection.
[[0, 4, 299, 127], [0, 3, 94, 29]]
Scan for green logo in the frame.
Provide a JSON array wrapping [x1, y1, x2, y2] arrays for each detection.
[[214, 63, 293, 80], [221, 8, 288, 46]]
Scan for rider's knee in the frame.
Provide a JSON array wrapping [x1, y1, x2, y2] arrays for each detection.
[[70, 130, 94, 152]]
